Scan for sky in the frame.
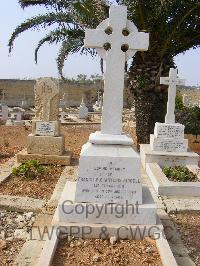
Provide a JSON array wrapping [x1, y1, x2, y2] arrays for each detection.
[[0, 0, 199, 86]]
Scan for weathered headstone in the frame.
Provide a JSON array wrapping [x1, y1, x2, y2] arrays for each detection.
[[55, 6, 156, 238], [79, 97, 88, 119], [150, 68, 188, 152], [0, 103, 8, 121], [17, 77, 71, 165], [60, 93, 69, 110]]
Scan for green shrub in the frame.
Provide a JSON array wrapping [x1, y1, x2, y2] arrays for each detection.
[[12, 160, 44, 179], [163, 166, 197, 182], [176, 106, 200, 136]]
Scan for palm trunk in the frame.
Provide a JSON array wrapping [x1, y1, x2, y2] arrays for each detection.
[[127, 52, 174, 146]]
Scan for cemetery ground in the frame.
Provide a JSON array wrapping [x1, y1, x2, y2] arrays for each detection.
[[0, 125, 199, 265]]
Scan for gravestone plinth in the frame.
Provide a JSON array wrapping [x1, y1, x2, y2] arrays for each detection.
[[17, 78, 71, 166], [54, 6, 157, 238], [150, 122, 188, 152], [141, 68, 199, 169]]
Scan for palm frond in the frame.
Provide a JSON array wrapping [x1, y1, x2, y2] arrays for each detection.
[[8, 12, 74, 53]]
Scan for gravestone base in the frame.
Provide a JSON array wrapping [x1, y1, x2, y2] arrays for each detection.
[[150, 122, 188, 152], [76, 142, 142, 204], [89, 131, 133, 145], [27, 134, 65, 156], [17, 149, 71, 166], [140, 144, 199, 169], [53, 181, 157, 238], [150, 135, 188, 152]]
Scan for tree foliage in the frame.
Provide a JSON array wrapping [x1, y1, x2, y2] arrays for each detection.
[[9, 0, 199, 78]]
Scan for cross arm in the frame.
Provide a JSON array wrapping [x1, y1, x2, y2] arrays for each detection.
[[160, 77, 169, 85], [128, 32, 149, 51], [84, 29, 108, 48]]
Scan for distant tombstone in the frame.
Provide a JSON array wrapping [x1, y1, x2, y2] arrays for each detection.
[[79, 97, 88, 119], [60, 93, 69, 110], [17, 77, 72, 166], [35, 77, 60, 122], [150, 68, 188, 152], [16, 112, 22, 121], [0, 104, 8, 121]]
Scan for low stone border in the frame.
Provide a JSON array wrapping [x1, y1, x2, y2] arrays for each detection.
[[146, 162, 200, 197], [0, 156, 21, 183], [158, 209, 195, 266], [0, 195, 46, 213]]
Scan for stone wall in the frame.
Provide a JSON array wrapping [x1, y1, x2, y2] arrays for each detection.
[[177, 86, 200, 107], [0, 79, 98, 108], [0, 79, 199, 108]]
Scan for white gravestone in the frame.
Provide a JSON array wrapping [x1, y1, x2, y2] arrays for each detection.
[[150, 68, 188, 152], [56, 6, 156, 232], [79, 97, 88, 119], [85, 6, 149, 145], [161, 68, 185, 124]]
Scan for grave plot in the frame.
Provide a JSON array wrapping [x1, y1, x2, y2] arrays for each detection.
[[141, 68, 200, 197], [0, 125, 31, 164], [0, 164, 64, 200], [170, 211, 200, 265], [37, 6, 177, 266], [52, 238, 162, 265], [0, 210, 35, 265], [146, 162, 200, 196]]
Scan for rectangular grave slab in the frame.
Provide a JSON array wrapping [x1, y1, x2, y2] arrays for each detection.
[[57, 181, 156, 225]]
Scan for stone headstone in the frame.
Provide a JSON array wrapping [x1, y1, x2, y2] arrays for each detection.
[[56, 6, 156, 236], [160, 68, 185, 124], [0, 104, 8, 121], [35, 77, 60, 122], [17, 77, 71, 166], [79, 98, 88, 119], [150, 68, 188, 152]]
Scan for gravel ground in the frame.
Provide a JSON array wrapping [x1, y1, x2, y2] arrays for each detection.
[[0, 165, 64, 199], [0, 239, 25, 265], [0, 210, 36, 265], [0, 124, 137, 164], [52, 237, 162, 266], [170, 211, 200, 265]]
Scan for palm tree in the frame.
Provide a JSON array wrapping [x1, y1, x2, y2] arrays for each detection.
[[9, 0, 200, 145], [9, 0, 108, 77]]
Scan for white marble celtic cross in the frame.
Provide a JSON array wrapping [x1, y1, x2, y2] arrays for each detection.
[[85, 6, 149, 135], [160, 68, 185, 124]]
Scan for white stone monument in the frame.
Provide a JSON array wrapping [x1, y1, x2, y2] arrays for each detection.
[[141, 68, 199, 168], [17, 77, 71, 165], [150, 68, 188, 152], [79, 97, 88, 119], [54, 6, 157, 238]]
